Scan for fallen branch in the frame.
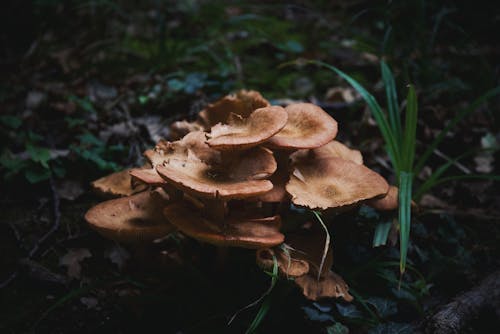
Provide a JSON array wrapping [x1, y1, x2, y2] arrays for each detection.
[[424, 270, 500, 334]]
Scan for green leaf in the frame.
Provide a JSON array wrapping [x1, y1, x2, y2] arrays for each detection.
[[373, 221, 392, 247], [303, 60, 401, 172], [398, 172, 413, 274], [381, 61, 401, 141], [401, 85, 418, 171], [365, 297, 398, 318], [25, 165, 51, 183], [326, 322, 349, 334], [26, 143, 51, 168], [0, 115, 22, 129]]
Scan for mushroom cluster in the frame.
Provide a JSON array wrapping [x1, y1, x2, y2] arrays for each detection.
[[85, 90, 398, 302]]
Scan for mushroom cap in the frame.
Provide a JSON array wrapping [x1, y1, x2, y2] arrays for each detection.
[[314, 141, 363, 164], [91, 169, 147, 198], [266, 103, 338, 150], [256, 247, 309, 278], [84, 189, 174, 243], [206, 106, 288, 151], [156, 146, 276, 200], [163, 201, 284, 249], [253, 166, 290, 203], [295, 271, 353, 302], [286, 157, 389, 210], [366, 185, 399, 211], [145, 131, 220, 168], [169, 120, 205, 140], [198, 90, 270, 127], [129, 168, 167, 186]]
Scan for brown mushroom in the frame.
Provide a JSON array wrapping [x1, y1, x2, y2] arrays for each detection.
[[84, 188, 174, 243], [156, 146, 276, 200], [198, 90, 270, 127], [206, 106, 288, 151], [366, 185, 399, 211], [295, 271, 353, 302], [163, 201, 284, 249], [169, 120, 204, 140], [91, 169, 147, 198], [266, 103, 338, 150], [292, 140, 363, 165], [256, 247, 309, 278], [286, 157, 389, 210]]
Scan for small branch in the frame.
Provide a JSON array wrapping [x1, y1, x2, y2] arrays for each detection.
[[424, 271, 500, 334]]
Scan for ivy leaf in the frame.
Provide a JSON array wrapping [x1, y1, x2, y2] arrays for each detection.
[[365, 297, 398, 318], [326, 322, 349, 334], [0, 115, 22, 129], [369, 322, 414, 334], [26, 143, 51, 168], [336, 303, 363, 319]]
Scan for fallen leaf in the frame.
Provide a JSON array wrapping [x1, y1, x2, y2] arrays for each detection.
[[59, 248, 92, 279], [104, 244, 130, 270], [80, 296, 99, 309]]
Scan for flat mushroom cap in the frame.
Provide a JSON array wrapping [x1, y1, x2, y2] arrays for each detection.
[[91, 169, 147, 198], [130, 168, 166, 186], [311, 140, 363, 165], [198, 90, 270, 127], [157, 146, 276, 200], [206, 106, 288, 151], [366, 185, 399, 211], [169, 120, 205, 140], [286, 157, 389, 210], [163, 202, 284, 249], [295, 271, 354, 302], [84, 189, 174, 243], [256, 247, 309, 278], [266, 103, 338, 150]]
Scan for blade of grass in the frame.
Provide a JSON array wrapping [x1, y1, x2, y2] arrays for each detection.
[[313, 211, 331, 281], [414, 86, 500, 175], [401, 85, 418, 171], [373, 221, 393, 247], [245, 255, 279, 334], [284, 59, 401, 172], [381, 61, 402, 141], [398, 172, 413, 274]]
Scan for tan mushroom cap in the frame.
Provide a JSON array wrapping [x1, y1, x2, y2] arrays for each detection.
[[157, 146, 276, 200], [145, 131, 220, 168], [286, 157, 389, 210], [198, 90, 270, 127], [91, 169, 147, 198], [84, 189, 174, 243], [206, 106, 288, 151], [366, 185, 399, 211], [266, 103, 338, 150], [256, 247, 309, 278], [163, 201, 284, 249], [130, 168, 166, 186], [169, 120, 205, 140], [295, 271, 353, 302], [311, 140, 363, 164]]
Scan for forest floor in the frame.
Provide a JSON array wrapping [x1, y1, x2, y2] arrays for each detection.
[[1, 1, 499, 333]]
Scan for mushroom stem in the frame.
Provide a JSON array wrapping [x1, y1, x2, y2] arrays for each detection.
[[203, 198, 227, 222], [163, 184, 183, 202], [214, 246, 229, 272]]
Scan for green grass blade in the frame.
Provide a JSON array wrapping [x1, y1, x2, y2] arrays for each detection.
[[414, 149, 482, 200], [246, 255, 278, 334], [304, 59, 401, 171], [398, 172, 413, 274], [414, 86, 500, 175], [381, 61, 402, 141], [401, 85, 418, 171], [373, 221, 392, 247]]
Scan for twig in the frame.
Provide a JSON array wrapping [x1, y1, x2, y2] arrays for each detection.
[[433, 148, 471, 174]]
